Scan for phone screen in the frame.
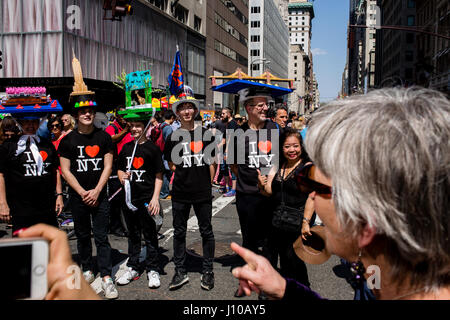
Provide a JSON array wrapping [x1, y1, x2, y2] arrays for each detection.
[[0, 244, 32, 299]]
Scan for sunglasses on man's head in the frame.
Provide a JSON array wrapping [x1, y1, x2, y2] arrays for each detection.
[[295, 163, 332, 196]]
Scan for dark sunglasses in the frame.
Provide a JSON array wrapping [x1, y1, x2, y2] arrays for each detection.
[[295, 163, 332, 196], [50, 124, 62, 128]]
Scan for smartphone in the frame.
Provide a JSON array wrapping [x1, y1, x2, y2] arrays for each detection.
[[0, 237, 49, 300]]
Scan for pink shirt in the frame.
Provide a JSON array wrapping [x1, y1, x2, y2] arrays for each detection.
[[105, 120, 134, 155]]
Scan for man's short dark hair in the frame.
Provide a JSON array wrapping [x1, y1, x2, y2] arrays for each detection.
[[269, 104, 288, 119], [222, 107, 233, 116], [164, 110, 176, 120]]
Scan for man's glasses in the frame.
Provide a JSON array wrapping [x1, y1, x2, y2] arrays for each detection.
[[295, 163, 332, 196]]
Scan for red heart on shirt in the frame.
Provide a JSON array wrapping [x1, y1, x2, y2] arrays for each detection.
[[133, 157, 144, 169], [39, 151, 48, 162], [190, 141, 203, 153], [258, 141, 272, 153], [85, 145, 100, 158]]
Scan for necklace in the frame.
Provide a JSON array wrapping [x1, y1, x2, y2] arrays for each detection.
[[392, 287, 426, 300]]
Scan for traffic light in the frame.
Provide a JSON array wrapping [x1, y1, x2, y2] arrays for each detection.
[[103, 0, 133, 21], [0, 50, 2, 70]]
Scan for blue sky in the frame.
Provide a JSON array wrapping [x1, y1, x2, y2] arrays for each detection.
[[310, 0, 349, 102]]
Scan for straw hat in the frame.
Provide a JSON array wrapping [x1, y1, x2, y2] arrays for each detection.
[[293, 225, 331, 265]]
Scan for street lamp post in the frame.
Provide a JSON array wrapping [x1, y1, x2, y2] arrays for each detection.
[[250, 58, 270, 77]]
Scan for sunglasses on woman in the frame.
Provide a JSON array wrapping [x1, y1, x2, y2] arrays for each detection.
[[295, 163, 332, 196]]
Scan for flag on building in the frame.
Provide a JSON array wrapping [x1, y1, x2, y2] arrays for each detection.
[[168, 48, 184, 95]]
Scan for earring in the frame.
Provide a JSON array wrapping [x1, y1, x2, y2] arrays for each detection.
[[350, 250, 366, 287]]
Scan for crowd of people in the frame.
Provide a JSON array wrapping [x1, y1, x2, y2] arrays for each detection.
[[1, 85, 449, 302]]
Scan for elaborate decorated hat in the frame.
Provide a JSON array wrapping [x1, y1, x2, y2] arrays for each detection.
[[69, 51, 97, 110], [171, 86, 200, 117], [118, 107, 154, 122], [0, 86, 62, 119]]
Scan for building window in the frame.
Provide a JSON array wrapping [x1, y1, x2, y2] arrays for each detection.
[[405, 51, 414, 61], [251, 6, 260, 13], [149, 0, 167, 11], [252, 64, 260, 71], [251, 35, 260, 42], [407, 15, 415, 26], [251, 21, 260, 28], [250, 49, 260, 56], [294, 56, 297, 60], [406, 33, 414, 43], [194, 16, 201, 32], [407, 0, 415, 8], [174, 4, 189, 24], [294, 63, 297, 67], [294, 70, 297, 74]]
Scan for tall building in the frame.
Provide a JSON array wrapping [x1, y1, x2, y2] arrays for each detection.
[[248, 0, 289, 78], [375, 0, 417, 88], [346, 0, 377, 95], [415, 0, 449, 95], [286, 0, 315, 114], [206, 0, 249, 112], [0, 0, 207, 110]]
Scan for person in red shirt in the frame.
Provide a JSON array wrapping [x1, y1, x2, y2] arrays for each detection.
[[104, 107, 133, 237]]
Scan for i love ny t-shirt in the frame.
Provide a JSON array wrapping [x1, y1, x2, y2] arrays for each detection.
[[0, 138, 58, 217], [117, 140, 164, 202], [58, 128, 113, 195], [164, 127, 215, 203]]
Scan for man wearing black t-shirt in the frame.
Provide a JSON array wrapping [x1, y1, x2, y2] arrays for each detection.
[[230, 87, 280, 297], [217, 107, 239, 196], [164, 89, 216, 291], [59, 105, 118, 300], [0, 116, 64, 232]]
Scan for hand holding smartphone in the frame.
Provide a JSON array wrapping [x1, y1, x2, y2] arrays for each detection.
[[0, 237, 49, 300]]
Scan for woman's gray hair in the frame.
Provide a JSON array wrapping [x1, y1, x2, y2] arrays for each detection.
[[305, 87, 450, 290]]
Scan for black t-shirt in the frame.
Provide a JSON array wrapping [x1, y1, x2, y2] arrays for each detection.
[[117, 140, 164, 203], [271, 162, 309, 210], [164, 126, 215, 203], [58, 128, 113, 195], [0, 138, 58, 217], [234, 120, 280, 194]]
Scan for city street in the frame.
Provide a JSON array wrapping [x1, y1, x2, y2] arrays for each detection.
[[0, 185, 354, 301]]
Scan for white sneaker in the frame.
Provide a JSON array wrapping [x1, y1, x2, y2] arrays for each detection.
[[102, 278, 119, 299], [116, 267, 140, 285], [83, 270, 95, 284], [148, 270, 160, 289]]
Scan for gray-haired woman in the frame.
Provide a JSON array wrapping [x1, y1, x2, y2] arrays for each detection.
[[231, 87, 450, 300]]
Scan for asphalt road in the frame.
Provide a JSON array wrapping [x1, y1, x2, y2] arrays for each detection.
[[0, 186, 354, 301]]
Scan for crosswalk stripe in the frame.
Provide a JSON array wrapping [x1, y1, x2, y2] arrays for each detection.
[[91, 195, 234, 294]]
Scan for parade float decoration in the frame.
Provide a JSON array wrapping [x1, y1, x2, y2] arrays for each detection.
[[0, 86, 62, 116]]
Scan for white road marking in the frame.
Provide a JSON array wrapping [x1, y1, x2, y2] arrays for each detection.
[[91, 196, 234, 294]]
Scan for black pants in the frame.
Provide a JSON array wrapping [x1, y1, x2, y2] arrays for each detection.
[[172, 200, 215, 273], [11, 214, 58, 234], [235, 192, 273, 257], [267, 226, 310, 287], [122, 201, 159, 272], [71, 194, 112, 278], [107, 177, 126, 233]]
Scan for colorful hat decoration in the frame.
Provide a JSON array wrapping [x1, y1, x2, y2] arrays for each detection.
[[171, 86, 200, 117], [0, 86, 63, 119], [69, 51, 97, 109]]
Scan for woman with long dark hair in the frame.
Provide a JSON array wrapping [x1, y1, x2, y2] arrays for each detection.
[[257, 127, 315, 286]]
